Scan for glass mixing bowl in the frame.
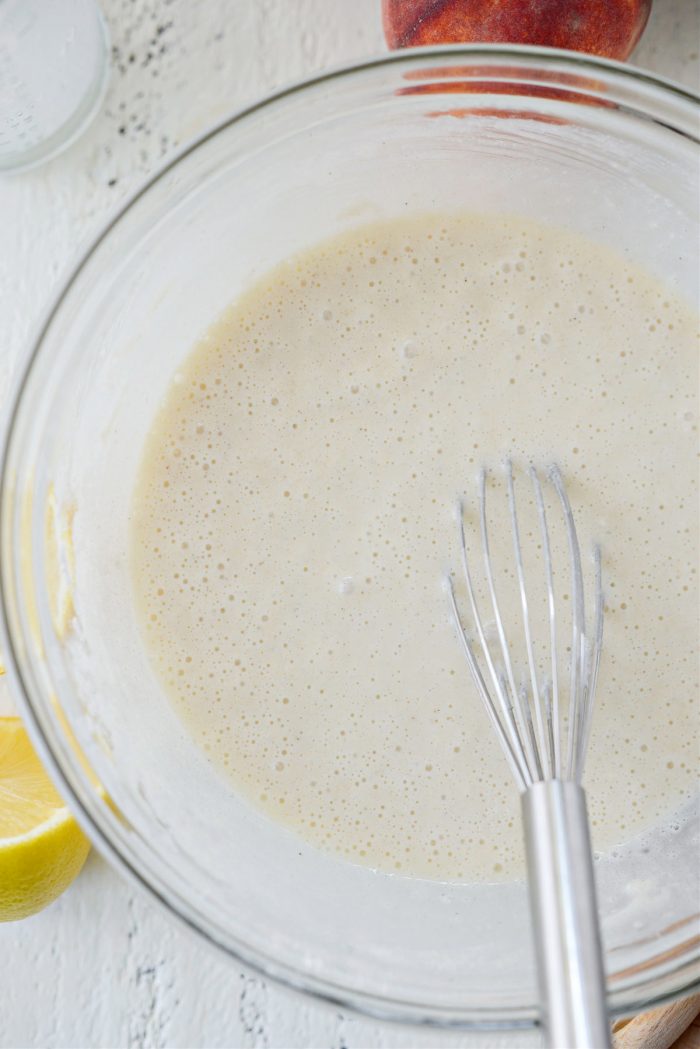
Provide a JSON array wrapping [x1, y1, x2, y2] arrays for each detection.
[[1, 47, 698, 1029]]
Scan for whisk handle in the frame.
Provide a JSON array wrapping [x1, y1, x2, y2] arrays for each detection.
[[522, 780, 610, 1049]]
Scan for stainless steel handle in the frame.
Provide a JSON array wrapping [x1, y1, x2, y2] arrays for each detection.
[[522, 780, 610, 1049]]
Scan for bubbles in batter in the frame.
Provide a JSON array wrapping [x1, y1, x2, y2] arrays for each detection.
[[130, 213, 699, 881]]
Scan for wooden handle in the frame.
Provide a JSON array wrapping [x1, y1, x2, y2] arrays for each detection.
[[613, 995, 700, 1049]]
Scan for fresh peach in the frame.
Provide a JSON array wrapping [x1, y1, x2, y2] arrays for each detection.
[[382, 0, 652, 61]]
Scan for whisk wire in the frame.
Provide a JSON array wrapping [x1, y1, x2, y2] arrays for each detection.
[[520, 681, 543, 782], [577, 545, 604, 782], [550, 465, 586, 781], [479, 470, 543, 781], [446, 577, 527, 791], [455, 504, 532, 787], [449, 462, 603, 789], [530, 466, 561, 779], [506, 461, 551, 779], [543, 682, 557, 777]]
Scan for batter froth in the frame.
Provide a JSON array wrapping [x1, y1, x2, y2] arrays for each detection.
[[130, 213, 698, 880]]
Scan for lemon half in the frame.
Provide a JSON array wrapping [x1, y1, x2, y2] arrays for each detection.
[[0, 717, 90, 921]]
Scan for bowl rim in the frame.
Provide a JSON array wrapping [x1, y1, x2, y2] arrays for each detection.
[[1, 43, 699, 1029]]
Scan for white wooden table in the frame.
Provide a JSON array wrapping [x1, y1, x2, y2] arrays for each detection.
[[1, 2, 697, 1046]]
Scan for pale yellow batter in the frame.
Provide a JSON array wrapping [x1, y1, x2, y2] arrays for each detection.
[[130, 213, 698, 880]]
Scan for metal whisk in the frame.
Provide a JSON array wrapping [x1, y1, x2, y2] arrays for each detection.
[[447, 461, 610, 1049]]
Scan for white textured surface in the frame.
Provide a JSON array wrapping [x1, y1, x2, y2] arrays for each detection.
[[0, 1, 697, 1046]]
